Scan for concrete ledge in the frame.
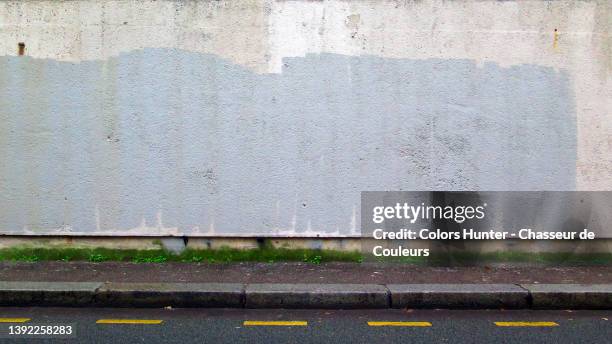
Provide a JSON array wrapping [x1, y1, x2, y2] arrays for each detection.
[[388, 284, 529, 309], [0, 282, 609, 309], [245, 283, 389, 309], [0, 281, 102, 306], [522, 284, 612, 310], [95, 283, 244, 308]]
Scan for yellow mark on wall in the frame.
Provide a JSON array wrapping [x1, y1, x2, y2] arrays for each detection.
[[553, 29, 559, 50]]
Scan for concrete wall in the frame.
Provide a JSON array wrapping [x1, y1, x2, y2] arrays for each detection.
[[0, 0, 610, 237]]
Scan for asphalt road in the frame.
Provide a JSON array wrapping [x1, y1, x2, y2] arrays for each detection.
[[0, 307, 609, 343]]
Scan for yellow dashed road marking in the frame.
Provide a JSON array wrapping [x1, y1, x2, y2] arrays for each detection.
[[96, 319, 163, 325], [495, 322, 558, 327], [243, 321, 307, 326], [0, 318, 30, 323], [368, 321, 432, 327]]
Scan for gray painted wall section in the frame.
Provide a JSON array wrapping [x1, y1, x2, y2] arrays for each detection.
[[0, 50, 576, 236]]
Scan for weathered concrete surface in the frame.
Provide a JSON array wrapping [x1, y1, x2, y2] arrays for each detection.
[[0, 236, 610, 254], [0, 236, 166, 250], [523, 284, 612, 309], [0, 52, 577, 237], [0, 281, 102, 306], [2, 262, 610, 285], [245, 283, 389, 309], [95, 282, 244, 307], [0, 1, 609, 237], [388, 283, 529, 309], [0, 281, 609, 309]]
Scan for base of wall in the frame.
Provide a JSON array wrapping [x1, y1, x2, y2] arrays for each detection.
[[0, 236, 610, 254]]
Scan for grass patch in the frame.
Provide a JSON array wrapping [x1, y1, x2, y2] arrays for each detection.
[[0, 247, 361, 264], [0, 247, 608, 265]]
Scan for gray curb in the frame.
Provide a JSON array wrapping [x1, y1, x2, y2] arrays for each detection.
[[388, 284, 529, 309], [0, 281, 102, 306], [0, 282, 609, 309], [245, 283, 389, 309], [521, 284, 612, 309], [95, 283, 244, 308]]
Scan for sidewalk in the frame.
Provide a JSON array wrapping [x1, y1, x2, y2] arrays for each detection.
[[0, 262, 610, 309]]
